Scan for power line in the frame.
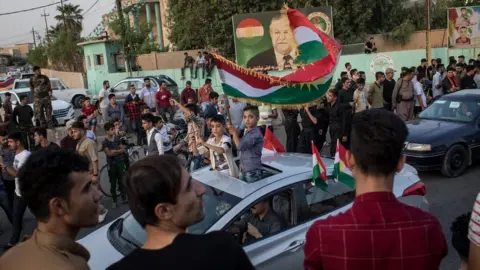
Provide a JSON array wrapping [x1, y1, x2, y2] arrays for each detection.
[[0, 0, 69, 16], [83, 0, 100, 15]]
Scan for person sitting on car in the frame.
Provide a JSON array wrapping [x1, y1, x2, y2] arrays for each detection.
[[236, 199, 286, 245]]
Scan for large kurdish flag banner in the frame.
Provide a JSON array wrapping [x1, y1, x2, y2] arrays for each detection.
[[333, 140, 355, 189], [213, 6, 342, 106]]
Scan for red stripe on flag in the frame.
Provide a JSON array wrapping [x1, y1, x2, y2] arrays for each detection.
[[264, 128, 285, 152], [312, 141, 327, 181], [237, 18, 263, 28], [215, 60, 283, 90]]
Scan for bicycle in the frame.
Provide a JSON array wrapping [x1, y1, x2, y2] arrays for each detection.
[[98, 136, 146, 197]]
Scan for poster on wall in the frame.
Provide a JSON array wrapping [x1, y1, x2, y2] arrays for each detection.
[[448, 6, 480, 48], [233, 7, 333, 71]]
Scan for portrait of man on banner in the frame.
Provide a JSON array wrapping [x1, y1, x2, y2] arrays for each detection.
[[246, 14, 299, 71]]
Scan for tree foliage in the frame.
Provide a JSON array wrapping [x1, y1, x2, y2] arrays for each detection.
[[54, 4, 84, 35], [27, 45, 48, 68], [167, 0, 480, 57]]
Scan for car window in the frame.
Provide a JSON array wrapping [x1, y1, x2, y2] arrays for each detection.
[[419, 99, 480, 123], [297, 179, 355, 224], [51, 80, 64, 90], [114, 81, 130, 92], [14, 81, 30, 89], [133, 80, 144, 90], [224, 190, 292, 246], [119, 183, 241, 247]]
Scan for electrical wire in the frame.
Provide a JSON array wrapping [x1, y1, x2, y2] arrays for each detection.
[[82, 0, 100, 16], [0, 0, 69, 16]]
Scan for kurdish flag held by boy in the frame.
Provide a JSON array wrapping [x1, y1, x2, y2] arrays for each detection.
[[333, 140, 355, 188], [262, 128, 285, 155], [312, 141, 327, 190]]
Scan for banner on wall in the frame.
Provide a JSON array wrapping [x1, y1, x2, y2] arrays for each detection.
[[233, 7, 333, 71], [448, 6, 480, 48]]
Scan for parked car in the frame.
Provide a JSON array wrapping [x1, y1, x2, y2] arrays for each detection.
[[79, 153, 427, 270], [405, 90, 480, 177], [0, 77, 15, 89], [4, 89, 75, 126], [12, 78, 88, 108]]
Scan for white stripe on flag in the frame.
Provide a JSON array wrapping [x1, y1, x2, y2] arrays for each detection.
[[294, 26, 322, 45], [221, 70, 282, 97]]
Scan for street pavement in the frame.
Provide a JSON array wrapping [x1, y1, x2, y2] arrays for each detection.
[[0, 109, 475, 269]]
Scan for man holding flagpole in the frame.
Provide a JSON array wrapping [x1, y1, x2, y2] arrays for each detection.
[[304, 109, 447, 270]]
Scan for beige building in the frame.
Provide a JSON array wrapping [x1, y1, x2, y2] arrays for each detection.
[[0, 43, 34, 58], [103, 0, 171, 49]]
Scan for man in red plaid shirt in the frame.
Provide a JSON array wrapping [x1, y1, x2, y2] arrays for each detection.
[[304, 110, 447, 270], [124, 84, 144, 145]]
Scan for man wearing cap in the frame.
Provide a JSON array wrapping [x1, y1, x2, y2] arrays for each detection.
[[383, 68, 396, 111]]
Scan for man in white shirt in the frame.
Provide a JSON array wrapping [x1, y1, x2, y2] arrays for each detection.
[[141, 113, 164, 155], [97, 80, 111, 123], [227, 98, 247, 130], [414, 73, 427, 117], [154, 116, 174, 154], [0, 132, 31, 247], [194, 51, 205, 79], [432, 64, 445, 98], [139, 77, 157, 112]]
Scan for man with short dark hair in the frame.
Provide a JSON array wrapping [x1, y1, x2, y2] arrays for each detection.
[[345, 62, 352, 79], [392, 68, 415, 121], [364, 37, 377, 54], [198, 79, 213, 112], [98, 80, 111, 123], [443, 67, 460, 94], [335, 71, 348, 93], [124, 84, 143, 145], [304, 110, 447, 270], [107, 94, 125, 125], [140, 77, 156, 112], [60, 120, 78, 150], [11, 95, 33, 131], [451, 212, 471, 270], [460, 65, 477, 90], [141, 113, 164, 156], [72, 121, 108, 223], [180, 81, 196, 105], [383, 68, 396, 111], [102, 122, 127, 208], [155, 81, 173, 122], [29, 66, 53, 128], [181, 52, 195, 80], [326, 89, 341, 157], [33, 127, 59, 151], [1, 132, 31, 248], [0, 148, 102, 269], [367, 71, 385, 109], [107, 155, 254, 270], [194, 51, 205, 79]]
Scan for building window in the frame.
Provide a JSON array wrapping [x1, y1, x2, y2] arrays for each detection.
[[94, 54, 104, 66]]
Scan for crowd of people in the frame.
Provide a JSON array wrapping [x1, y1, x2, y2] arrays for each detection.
[[1, 54, 480, 269]]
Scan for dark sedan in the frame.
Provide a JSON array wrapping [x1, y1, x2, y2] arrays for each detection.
[[405, 90, 480, 177]]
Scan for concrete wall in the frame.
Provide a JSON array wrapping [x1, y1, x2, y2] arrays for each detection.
[[371, 29, 449, 52], [137, 49, 202, 70], [42, 69, 86, 89]]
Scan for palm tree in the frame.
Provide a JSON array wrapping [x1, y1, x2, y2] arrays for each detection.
[[48, 25, 61, 40], [54, 4, 84, 34]]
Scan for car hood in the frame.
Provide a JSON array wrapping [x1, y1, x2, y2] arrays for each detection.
[[406, 118, 468, 143]]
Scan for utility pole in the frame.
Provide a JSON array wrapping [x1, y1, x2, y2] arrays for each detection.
[[426, 0, 432, 63], [41, 10, 50, 43], [31, 27, 37, 48]]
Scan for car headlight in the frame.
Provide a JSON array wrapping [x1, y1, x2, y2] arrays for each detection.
[[406, 143, 431, 151]]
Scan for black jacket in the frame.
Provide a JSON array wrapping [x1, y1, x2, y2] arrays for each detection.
[[460, 74, 477, 90], [12, 104, 33, 128]]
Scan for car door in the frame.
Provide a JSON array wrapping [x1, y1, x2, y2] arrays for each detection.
[[471, 116, 480, 159], [50, 79, 69, 102], [112, 80, 131, 101], [230, 178, 354, 270]]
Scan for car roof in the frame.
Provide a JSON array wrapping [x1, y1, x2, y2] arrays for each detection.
[[192, 153, 335, 199], [442, 90, 480, 100], [15, 78, 60, 82]]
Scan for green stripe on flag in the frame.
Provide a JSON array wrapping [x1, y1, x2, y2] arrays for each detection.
[[312, 163, 327, 191], [220, 77, 333, 105], [295, 40, 330, 65]]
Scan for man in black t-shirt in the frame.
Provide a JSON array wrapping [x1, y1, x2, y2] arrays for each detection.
[[32, 127, 59, 151], [383, 68, 396, 111], [107, 155, 254, 270]]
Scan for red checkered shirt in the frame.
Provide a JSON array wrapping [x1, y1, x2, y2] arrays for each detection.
[[81, 105, 96, 117], [304, 192, 447, 270], [124, 102, 141, 120]]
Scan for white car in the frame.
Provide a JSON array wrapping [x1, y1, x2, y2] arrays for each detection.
[[2, 89, 75, 125], [78, 153, 428, 270], [12, 78, 89, 108]]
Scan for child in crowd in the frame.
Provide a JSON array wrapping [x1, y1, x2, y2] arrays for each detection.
[[198, 114, 238, 177], [141, 105, 151, 115], [228, 105, 268, 182], [112, 118, 126, 137], [154, 116, 174, 155], [451, 212, 471, 270], [81, 97, 97, 133]]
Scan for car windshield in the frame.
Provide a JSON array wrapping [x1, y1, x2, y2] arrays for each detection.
[[120, 183, 241, 246], [14, 81, 30, 89], [418, 99, 480, 123]]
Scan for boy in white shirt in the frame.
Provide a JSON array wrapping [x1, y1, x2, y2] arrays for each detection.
[[154, 116, 174, 155], [198, 115, 238, 178]]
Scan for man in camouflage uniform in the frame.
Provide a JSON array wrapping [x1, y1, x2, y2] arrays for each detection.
[[29, 66, 53, 128]]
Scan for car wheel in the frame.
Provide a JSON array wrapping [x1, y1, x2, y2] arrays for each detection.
[[441, 144, 468, 178], [72, 95, 86, 108]]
